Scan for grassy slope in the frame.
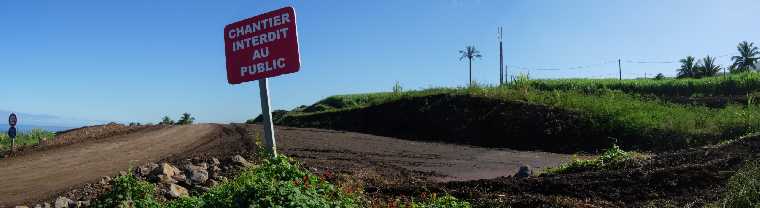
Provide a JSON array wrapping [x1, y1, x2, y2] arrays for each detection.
[[272, 83, 760, 152]]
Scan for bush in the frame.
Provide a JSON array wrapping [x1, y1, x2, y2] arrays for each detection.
[[400, 194, 471, 208], [176, 113, 195, 125], [160, 116, 175, 125], [544, 145, 632, 174], [91, 174, 160, 208], [195, 155, 361, 208], [712, 160, 760, 207], [94, 155, 363, 208]]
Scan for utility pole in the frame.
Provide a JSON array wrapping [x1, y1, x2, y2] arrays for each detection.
[[618, 59, 622, 80], [505, 65, 509, 83], [498, 27, 504, 85]]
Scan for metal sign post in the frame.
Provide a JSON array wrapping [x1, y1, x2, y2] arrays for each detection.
[[223, 6, 301, 156], [258, 78, 277, 155]]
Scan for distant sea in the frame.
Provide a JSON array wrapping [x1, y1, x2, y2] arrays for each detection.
[[0, 124, 74, 133]]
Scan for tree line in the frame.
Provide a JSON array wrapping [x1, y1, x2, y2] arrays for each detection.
[[160, 112, 195, 125], [457, 40, 759, 82], [677, 41, 759, 78]]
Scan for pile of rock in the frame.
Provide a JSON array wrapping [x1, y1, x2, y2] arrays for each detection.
[[135, 155, 253, 199], [17, 155, 255, 207], [17, 196, 88, 208]]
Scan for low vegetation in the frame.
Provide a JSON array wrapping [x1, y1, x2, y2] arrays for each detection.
[[0, 128, 55, 152], [159, 113, 195, 125], [92, 154, 470, 208], [528, 72, 760, 97], [708, 160, 760, 208], [543, 145, 636, 174]]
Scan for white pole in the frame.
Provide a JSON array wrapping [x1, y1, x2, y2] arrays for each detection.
[[258, 78, 277, 156]]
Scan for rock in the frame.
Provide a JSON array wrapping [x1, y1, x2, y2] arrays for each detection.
[[210, 166, 222, 177], [198, 162, 209, 170], [99, 176, 111, 185], [214, 175, 227, 181], [118, 171, 128, 177], [15, 206, 29, 208], [207, 179, 219, 187], [514, 165, 532, 178], [54, 197, 74, 208], [75, 201, 89, 208], [194, 185, 211, 192], [34, 204, 42, 208], [172, 173, 187, 183], [231, 155, 252, 167], [210, 157, 220, 166], [44, 203, 51, 208], [151, 163, 180, 178], [158, 174, 178, 184], [189, 169, 209, 184], [167, 184, 189, 198]]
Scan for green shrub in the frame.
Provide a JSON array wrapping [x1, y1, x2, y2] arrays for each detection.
[[544, 145, 632, 174], [160, 116, 175, 125], [94, 155, 363, 208], [91, 174, 160, 208], [402, 194, 471, 208], [711, 160, 760, 208], [196, 155, 361, 208], [176, 113, 195, 125]]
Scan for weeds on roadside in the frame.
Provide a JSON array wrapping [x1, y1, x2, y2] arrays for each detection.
[[91, 174, 160, 208], [544, 145, 633, 174], [708, 160, 760, 208], [92, 153, 472, 208], [389, 193, 471, 208]]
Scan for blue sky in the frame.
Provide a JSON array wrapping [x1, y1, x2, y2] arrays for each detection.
[[1, 0, 759, 124]]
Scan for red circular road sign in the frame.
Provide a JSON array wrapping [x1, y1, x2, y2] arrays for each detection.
[[9, 113, 17, 127]]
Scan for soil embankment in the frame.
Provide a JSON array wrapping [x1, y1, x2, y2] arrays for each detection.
[[278, 94, 696, 153]]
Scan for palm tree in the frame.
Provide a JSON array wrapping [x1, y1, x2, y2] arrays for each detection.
[[677, 56, 697, 78], [731, 41, 759, 73], [698, 55, 721, 77], [459, 46, 482, 86]]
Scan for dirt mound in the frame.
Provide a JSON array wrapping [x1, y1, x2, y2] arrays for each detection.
[[5, 123, 164, 157], [278, 94, 699, 153], [375, 135, 760, 207]]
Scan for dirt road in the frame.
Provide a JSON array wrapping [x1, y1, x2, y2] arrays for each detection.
[[0, 124, 574, 207], [0, 124, 233, 206], [269, 126, 574, 182]]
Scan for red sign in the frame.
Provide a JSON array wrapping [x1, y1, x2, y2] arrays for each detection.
[[224, 6, 301, 84]]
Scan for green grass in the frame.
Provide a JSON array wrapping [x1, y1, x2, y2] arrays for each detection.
[[527, 72, 760, 97], [707, 160, 760, 208], [543, 145, 635, 174], [92, 154, 470, 208], [0, 128, 55, 152]]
